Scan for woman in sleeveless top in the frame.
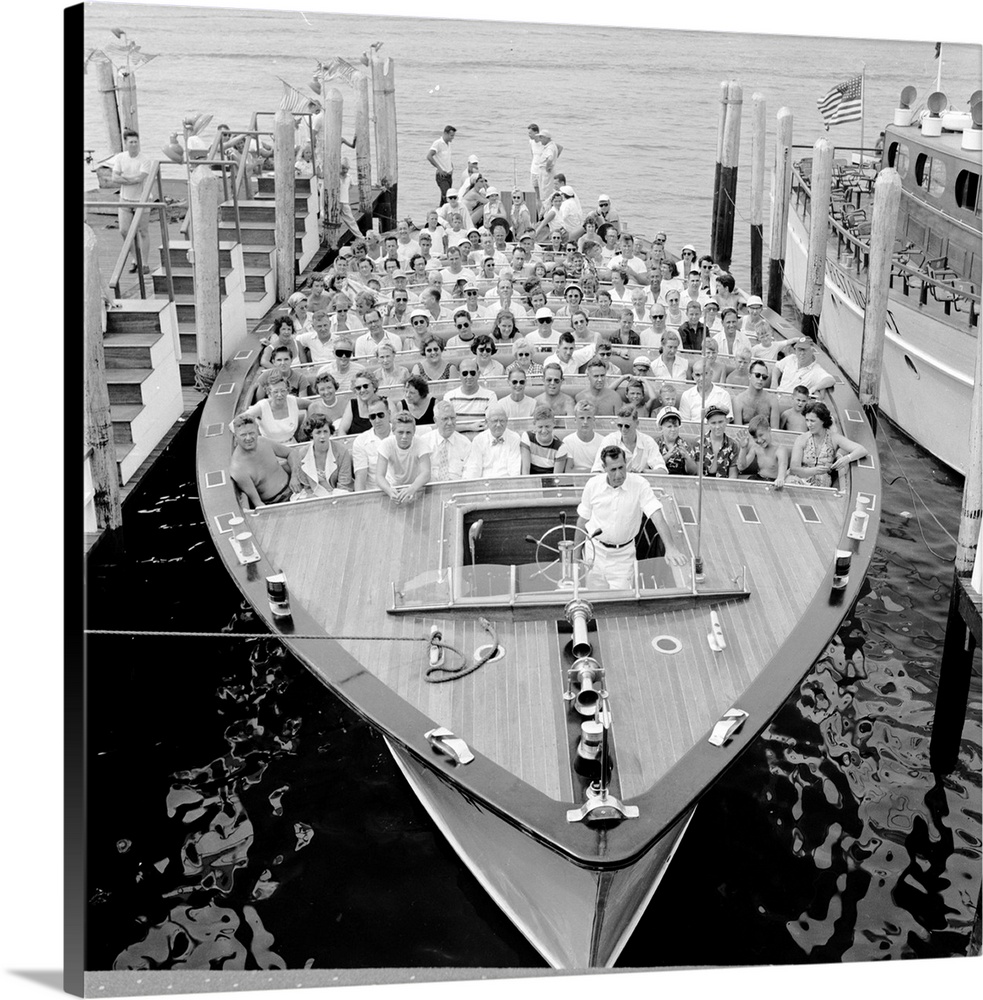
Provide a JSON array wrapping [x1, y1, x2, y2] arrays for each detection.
[[786, 400, 867, 487], [240, 372, 306, 443], [335, 370, 380, 436], [413, 334, 458, 383], [399, 375, 437, 426]]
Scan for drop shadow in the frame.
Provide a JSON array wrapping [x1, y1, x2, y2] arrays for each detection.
[[8, 970, 63, 992]]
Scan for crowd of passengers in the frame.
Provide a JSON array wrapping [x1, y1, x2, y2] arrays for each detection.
[[230, 208, 869, 508]]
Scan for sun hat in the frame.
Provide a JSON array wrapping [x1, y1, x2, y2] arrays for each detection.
[[409, 308, 430, 321], [535, 307, 554, 320], [632, 355, 652, 369], [746, 294, 764, 307]]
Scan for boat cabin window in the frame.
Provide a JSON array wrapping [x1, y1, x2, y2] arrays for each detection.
[[955, 169, 980, 213], [887, 141, 909, 178], [915, 153, 946, 198]]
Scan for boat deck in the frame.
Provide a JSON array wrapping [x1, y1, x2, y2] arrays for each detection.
[[249, 475, 845, 801]]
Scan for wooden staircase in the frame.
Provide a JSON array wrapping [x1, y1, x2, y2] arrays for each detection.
[[102, 301, 184, 484]]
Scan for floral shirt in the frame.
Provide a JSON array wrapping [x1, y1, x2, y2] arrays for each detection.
[[702, 432, 738, 477]]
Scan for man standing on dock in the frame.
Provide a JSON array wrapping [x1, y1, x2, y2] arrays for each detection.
[[111, 129, 155, 274], [426, 125, 457, 205]]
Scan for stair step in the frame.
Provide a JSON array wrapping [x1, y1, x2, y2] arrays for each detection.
[[257, 175, 313, 195], [103, 331, 163, 348], [245, 274, 268, 293], [179, 350, 199, 386], [110, 404, 143, 446], [244, 290, 268, 302], [115, 441, 135, 467], [105, 368, 153, 405], [152, 271, 228, 296], [103, 331, 163, 370], [105, 312, 162, 334]]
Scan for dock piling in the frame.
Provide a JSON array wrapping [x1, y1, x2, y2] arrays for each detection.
[[96, 59, 122, 155], [353, 71, 373, 214], [710, 82, 727, 257], [711, 81, 742, 272], [767, 107, 793, 314], [116, 67, 139, 135], [750, 93, 766, 298], [323, 87, 343, 231], [189, 166, 224, 383], [858, 168, 902, 436], [274, 109, 296, 299], [801, 137, 834, 341], [84, 224, 122, 534], [370, 51, 398, 231]]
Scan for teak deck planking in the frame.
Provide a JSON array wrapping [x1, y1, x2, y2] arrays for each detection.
[[251, 475, 843, 802]]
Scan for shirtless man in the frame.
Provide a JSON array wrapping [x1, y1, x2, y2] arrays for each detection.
[[539, 365, 576, 416], [229, 413, 302, 508], [736, 415, 789, 488], [577, 358, 623, 416], [726, 347, 754, 389]]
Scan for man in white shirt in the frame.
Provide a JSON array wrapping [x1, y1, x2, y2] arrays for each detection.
[[436, 189, 464, 226], [527, 123, 545, 210], [442, 359, 498, 422], [111, 129, 156, 273], [772, 338, 836, 394], [352, 398, 393, 490], [374, 412, 432, 504], [337, 158, 362, 238], [526, 308, 562, 350], [426, 124, 456, 205], [464, 405, 523, 479], [296, 310, 336, 365], [558, 399, 605, 472], [426, 401, 472, 481], [576, 446, 687, 589], [439, 245, 476, 287], [608, 233, 648, 284], [394, 221, 420, 265], [651, 329, 689, 381], [354, 308, 403, 359], [549, 332, 596, 376], [591, 406, 667, 473], [679, 359, 735, 423], [640, 308, 668, 350]]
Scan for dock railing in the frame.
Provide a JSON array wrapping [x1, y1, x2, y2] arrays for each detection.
[[790, 160, 980, 329]]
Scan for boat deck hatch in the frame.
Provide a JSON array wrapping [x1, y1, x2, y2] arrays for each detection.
[[677, 505, 697, 524], [737, 504, 760, 524], [796, 503, 822, 524]]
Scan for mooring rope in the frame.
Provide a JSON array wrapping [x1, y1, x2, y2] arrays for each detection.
[[84, 629, 428, 642]]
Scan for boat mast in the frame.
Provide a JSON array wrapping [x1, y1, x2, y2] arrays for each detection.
[[693, 331, 710, 580], [936, 42, 943, 94]]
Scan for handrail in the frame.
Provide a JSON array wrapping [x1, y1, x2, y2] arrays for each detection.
[[790, 160, 980, 325]]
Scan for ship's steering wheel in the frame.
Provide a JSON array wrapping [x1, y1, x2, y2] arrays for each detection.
[[530, 520, 596, 587]]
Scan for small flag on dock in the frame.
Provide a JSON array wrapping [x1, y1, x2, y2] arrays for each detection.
[[817, 74, 863, 129], [277, 77, 316, 113]]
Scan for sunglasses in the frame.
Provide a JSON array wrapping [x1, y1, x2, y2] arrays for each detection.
[[652, 314, 666, 320], [544, 377, 561, 384], [476, 346, 492, 353], [701, 264, 713, 270], [394, 296, 408, 302], [354, 382, 371, 390], [411, 319, 428, 326], [334, 349, 353, 358], [751, 371, 769, 379], [460, 369, 478, 376], [456, 323, 471, 331], [616, 423, 634, 430], [368, 411, 387, 420], [538, 317, 553, 324], [516, 351, 531, 357], [510, 379, 526, 386]]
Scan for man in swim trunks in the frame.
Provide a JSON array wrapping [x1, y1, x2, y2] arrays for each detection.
[[732, 359, 774, 425], [229, 413, 302, 508], [735, 415, 789, 488]]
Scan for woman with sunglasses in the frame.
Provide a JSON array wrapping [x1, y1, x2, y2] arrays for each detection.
[[504, 337, 544, 379], [470, 334, 506, 378], [329, 293, 364, 334], [509, 187, 533, 239], [412, 333, 459, 383], [398, 374, 437, 426], [335, 369, 382, 436], [664, 291, 685, 329], [239, 369, 307, 444], [446, 309, 478, 349]]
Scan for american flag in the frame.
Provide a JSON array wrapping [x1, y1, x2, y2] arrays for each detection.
[[817, 74, 863, 129]]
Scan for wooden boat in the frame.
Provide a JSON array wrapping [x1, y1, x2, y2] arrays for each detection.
[[196, 277, 880, 966], [783, 87, 981, 474]]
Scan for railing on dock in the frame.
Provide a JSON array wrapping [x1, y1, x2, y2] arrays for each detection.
[[790, 160, 980, 330]]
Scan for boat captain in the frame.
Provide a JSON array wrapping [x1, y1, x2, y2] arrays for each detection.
[[576, 446, 688, 590]]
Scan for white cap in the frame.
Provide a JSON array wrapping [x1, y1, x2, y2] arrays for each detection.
[[452, 306, 471, 318], [467, 154, 478, 163], [486, 186, 499, 196], [446, 189, 459, 198], [598, 194, 610, 202], [535, 307, 554, 320], [560, 185, 575, 196], [681, 243, 696, 253], [746, 294, 763, 307], [632, 355, 652, 368], [409, 308, 430, 320]]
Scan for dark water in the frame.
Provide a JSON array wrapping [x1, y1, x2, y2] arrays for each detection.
[[84, 405, 981, 972]]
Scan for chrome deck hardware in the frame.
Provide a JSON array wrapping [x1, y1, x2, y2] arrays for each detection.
[[707, 708, 749, 747], [424, 727, 475, 765], [566, 781, 639, 824]]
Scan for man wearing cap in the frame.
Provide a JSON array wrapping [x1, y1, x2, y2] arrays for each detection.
[[583, 195, 622, 234], [436, 189, 463, 227], [459, 283, 487, 320], [426, 125, 457, 205], [771, 338, 835, 394], [742, 294, 768, 336], [576, 445, 687, 590], [526, 307, 562, 350], [679, 359, 734, 423], [354, 308, 403, 359], [534, 129, 561, 206], [463, 405, 523, 480]]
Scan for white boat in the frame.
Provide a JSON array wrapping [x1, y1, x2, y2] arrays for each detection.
[[783, 87, 981, 474]]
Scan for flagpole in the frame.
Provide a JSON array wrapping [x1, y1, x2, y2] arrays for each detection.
[[860, 64, 866, 162], [936, 43, 943, 93]]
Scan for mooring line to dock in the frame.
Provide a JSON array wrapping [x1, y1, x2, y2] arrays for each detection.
[[84, 629, 428, 642]]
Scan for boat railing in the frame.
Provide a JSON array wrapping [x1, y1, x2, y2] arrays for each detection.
[[790, 161, 979, 330], [83, 159, 180, 302]]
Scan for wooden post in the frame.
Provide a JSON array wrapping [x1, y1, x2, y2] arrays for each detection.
[[96, 59, 122, 154], [858, 169, 902, 436], [712, 81, 742, 272], [767, 107, 794, 314], [370, 51, 398, 231], [189, 165, 223, 383], [84, 224, 122, 533], [353, 71, 372, 215], [710, 81, 728, 257], [750, 92, 766, 298], [324, 88, 343, 228], [116, 67, 139, 134], [274, 109, 296, 301], [801, 138, 834, 342], [956, 334, 982, 577]]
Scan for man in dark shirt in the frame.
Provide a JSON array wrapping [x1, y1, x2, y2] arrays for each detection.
[[677, 300, 708, 351]]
